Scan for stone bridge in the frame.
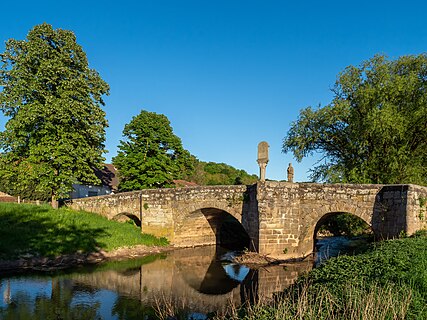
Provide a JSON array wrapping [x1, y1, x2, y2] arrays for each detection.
[[69, 182, 427, 259]]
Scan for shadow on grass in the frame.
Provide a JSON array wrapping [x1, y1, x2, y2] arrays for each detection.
[[0, 204, 109, 260]]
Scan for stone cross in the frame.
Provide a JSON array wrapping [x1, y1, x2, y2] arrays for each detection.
[[287, 163, 294, 183], [257, 141, 269, 181]]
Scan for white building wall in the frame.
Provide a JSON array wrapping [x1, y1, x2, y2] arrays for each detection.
[[71, 184, 112, 199]]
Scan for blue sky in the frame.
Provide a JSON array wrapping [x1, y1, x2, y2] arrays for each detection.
[[1, 1, 426, 181]]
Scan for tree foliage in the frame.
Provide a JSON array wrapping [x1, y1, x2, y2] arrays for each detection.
[[113, 110, 193, 191], [283, 54, 427, 185], [184, 159, 258, 186], [318, 213, 371, 237], [0, 23, 109, 201]]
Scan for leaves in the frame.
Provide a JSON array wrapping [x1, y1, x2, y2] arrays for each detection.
[[0, 23, 109, 199], [283, 54, 427, 185], [186, 160, 258, 185], [113, 110, 194, 190]]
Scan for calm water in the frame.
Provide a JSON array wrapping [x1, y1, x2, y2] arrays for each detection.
[[0, 238, 357, 320]]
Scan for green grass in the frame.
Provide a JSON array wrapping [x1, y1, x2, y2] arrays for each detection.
[[0, 202, 168, 260], [210, 233, 427, 320], [289, 233, 427, 319], [303, 234, 426, 292]]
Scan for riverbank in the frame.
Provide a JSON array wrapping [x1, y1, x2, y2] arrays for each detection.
[[218, 231, 427, 320], [0, 202, 170, 272], [0, 244, 175, 273]]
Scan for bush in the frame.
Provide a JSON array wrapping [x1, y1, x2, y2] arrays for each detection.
[[318, 213, 371, 236]]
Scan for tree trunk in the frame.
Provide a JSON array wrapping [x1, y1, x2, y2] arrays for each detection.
[[51, 194, 58, 209]]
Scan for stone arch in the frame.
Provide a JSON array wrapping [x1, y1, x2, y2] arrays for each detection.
[[112, 212, 141, 227], [298, 203, 373, 257], [176, 199, 244, 222], [173, 206, 251, 249], [313, 211, 372, 237]]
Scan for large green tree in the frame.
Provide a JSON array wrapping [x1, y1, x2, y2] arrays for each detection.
[[0, 23, 109, 205], [113, 110, 193, 191], [283, 54, 427, 185]]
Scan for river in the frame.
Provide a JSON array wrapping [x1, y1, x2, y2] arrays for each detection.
[[0, 237, 363, 319]]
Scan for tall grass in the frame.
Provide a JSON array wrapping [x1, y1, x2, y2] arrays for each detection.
[[0, 202, 168, 260], [216, 282, 413, 320], [149, 282, 413, 320]]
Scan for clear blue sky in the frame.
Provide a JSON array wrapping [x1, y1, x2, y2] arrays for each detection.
[[1, 1, 426, 181]]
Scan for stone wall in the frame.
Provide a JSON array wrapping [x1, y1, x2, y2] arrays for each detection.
[[256, 182, 301, 259], [406, 184, 427, 233], [256, 182, 426, 259], [69, 185, 251, 244], [371, 185, 409, 238], [241, 184, 259, 251]]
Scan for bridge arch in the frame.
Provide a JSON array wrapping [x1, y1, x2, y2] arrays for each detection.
[[299, 204, 373, 257], [313, 211, 372, 237], [112, 212, 142, 227], [177, 255, 242, 295], [174, 206, 251, 250]]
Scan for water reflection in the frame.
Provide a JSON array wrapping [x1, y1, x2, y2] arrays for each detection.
[[314, 235, 371, 266], [0, 278, 103, 319], [0, 246, 312, 319]]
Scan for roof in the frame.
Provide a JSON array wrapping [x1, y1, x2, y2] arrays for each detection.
[[0, 191, 17, 203], [173, 180, 198, 187], [94, 164, 119, 191]]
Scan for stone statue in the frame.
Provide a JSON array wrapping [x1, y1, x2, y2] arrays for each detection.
[[257, 141, 269, 181], [287, 163, 294, 183]]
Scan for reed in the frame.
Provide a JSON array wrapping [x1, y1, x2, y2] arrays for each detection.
[[213, 282, 413, 320], [148, 281, 413, 320]]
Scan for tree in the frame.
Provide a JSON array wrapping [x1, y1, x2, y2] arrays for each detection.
[[113, 110, 193, 191], [0, 23, 109, 206], [283, 54, 427, 185], [322, 214, 371, 237], [180, 157, 258, 186], [0, 155, 51, 201]]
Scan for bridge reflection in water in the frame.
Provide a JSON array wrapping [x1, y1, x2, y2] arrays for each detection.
[[72, 246, 312, 315], [0, 247, 312, 319]]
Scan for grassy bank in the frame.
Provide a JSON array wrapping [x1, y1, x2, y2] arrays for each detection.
[[0, 202, 168, 260], [218, 232, 427, 320]]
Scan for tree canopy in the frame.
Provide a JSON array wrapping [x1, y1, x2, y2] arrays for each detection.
[[283, 54, 427, 185], [113, 110, 194, 191], [184, 160, 258, 186], [0, 23, 109, 203]]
